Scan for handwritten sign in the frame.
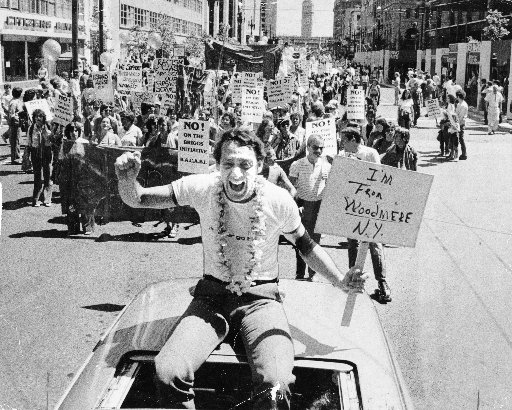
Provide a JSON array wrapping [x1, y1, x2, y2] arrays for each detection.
[[160, 92, 176, 114], [154, 58, 180, 93], [296, 59, 309, 88], [117, 62, 143, 95], [316, 157, 433, 247], [346, 88, 365, 120], [177, 119, 210, 174], [426, 99, 442, 118], [25, 99, 52, 122], [305, 118, 337, 157], [241, 87, 264, 124], [267, 76, 294, 109], [92, 71, 114, 103], [52, 94, 74, 126], [130, 91, 153, 114]]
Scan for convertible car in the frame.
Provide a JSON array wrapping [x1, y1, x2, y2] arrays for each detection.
[[55, 278, 414, 409]]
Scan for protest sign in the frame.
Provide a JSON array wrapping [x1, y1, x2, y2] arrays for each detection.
[[177, 119, 210, 174], [130, 91, 154, 114], [426, 98, 442, 118], [267, 76, 294, 109], [241, 72, 264, 89], [160, 92, 176, 113], [154, 58, 180, 93], [117, 62, 143, 95], [144, 68, 155, 92], [25, 99, 52, 122], [241, 87, 264, 124], [316, 156, 434, 247], [92, 71, 114, 103], [305, 118, 337, 157], [296, 59, 309, 88], [173, 46, 186, 57], [346, 88, 365, 120], [53, 94, 74, 126], [231, 73, 242, 104]]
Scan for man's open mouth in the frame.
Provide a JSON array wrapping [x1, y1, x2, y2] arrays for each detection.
[[229, 181, 245, 193]]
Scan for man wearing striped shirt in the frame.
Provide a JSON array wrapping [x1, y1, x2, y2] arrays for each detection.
[[289, 135, 331, 281]]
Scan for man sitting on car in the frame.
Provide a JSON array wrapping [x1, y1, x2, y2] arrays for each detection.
[[114, 127, 367, 408]]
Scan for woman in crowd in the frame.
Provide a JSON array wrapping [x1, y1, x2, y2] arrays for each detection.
[[366, 117, 388, 148], [98, 117, 122, 146], [219, 111, 236, 134], [27, 109, 53, 207], [398, 89, 414, 129], [445, 94, 460, 160], [393, 72, 401, 105], [367, 78, 381, 107]]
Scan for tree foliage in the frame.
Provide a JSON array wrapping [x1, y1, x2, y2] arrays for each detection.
[[483, 9, 510, 41]]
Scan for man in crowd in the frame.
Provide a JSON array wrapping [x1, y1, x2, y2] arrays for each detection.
[[339, 127, 391, 302], [455, 90, 468, 160], [288, 135, 331, 281], [114, 128, 366, 408]]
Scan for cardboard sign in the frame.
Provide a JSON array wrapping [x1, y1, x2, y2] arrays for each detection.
[[52, 94, 74, 126], [177, 119, 210, 174], [346, 88, 365, 120], [154, 58, 180, 93], [316, 157, 434, 247], [426, 98, 442, 118], [25, 99, 52, 122], [130, 91, 153, 114], [267, 76, 294, 109], [117, 62, 143, 95], [144, 68, 155, 92], [160, 92, 176, 113], [231, 73, 243, 104], [305, 118, 337, 157], [296, 59, 309, 88], [242, 72, 264, 89], [241, 87, 264, 124], [92, 71, 114, 103]]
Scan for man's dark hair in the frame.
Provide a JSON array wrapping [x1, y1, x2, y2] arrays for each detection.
[[341, 127, 362, 144], [23, 88, 38, 102], [395, 126, 410, 144], [213, 127, 265, 164], [141, 102, 154, 115], [120, 111, 135, 123], [64, 122, 83, 139], [455, 90, 466, 100]]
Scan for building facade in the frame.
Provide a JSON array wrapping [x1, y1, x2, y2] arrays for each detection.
[[0, 0, 92, 86], [301, 0, 313, 38]]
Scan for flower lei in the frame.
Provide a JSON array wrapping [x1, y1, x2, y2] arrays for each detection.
[[213, 176, 267, 295]]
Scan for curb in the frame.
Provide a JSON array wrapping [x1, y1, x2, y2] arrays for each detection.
[[467, 108, 512, 133]]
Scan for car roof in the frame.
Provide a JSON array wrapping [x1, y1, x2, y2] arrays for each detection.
[[57, 278, 412, 409]]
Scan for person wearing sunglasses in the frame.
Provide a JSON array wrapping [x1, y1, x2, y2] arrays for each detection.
[[288, 135, 331, 281]]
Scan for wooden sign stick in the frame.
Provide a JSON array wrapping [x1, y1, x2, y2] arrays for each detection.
[[341, 241, 369, 327]]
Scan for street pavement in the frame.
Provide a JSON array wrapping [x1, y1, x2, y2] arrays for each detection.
[[0, 88, 511, 409]]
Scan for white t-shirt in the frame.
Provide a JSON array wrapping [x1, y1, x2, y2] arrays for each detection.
[[289, 156, 331, 202], [172, 173, 301, 281], [119, 124, 143, 146], [338, 145, 381, 164]]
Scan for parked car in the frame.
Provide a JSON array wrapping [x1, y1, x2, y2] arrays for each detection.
[[55, 278, 414, 409]]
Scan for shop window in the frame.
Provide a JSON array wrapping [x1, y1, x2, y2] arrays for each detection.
[[0, 0, 8, 8], [40, 0, 47, 15], [19, 0, 28, 11], [4, 41, 26, 82], [11, 0, 20, 9]]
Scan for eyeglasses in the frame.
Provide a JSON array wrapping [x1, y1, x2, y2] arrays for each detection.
[[311, 145, 324, 150]]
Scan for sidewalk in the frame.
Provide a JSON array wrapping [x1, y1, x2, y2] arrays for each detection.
[[467, 106, 512, 133]]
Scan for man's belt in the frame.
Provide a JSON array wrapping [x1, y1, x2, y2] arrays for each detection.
[[203, 275, 278, 286]]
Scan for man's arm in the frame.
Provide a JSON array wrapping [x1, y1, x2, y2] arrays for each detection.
[[284, 225, 367, 292], [115, 151, 178, 209]]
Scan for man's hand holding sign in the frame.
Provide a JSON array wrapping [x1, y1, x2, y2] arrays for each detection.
[[316, 153, 433, 325]]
